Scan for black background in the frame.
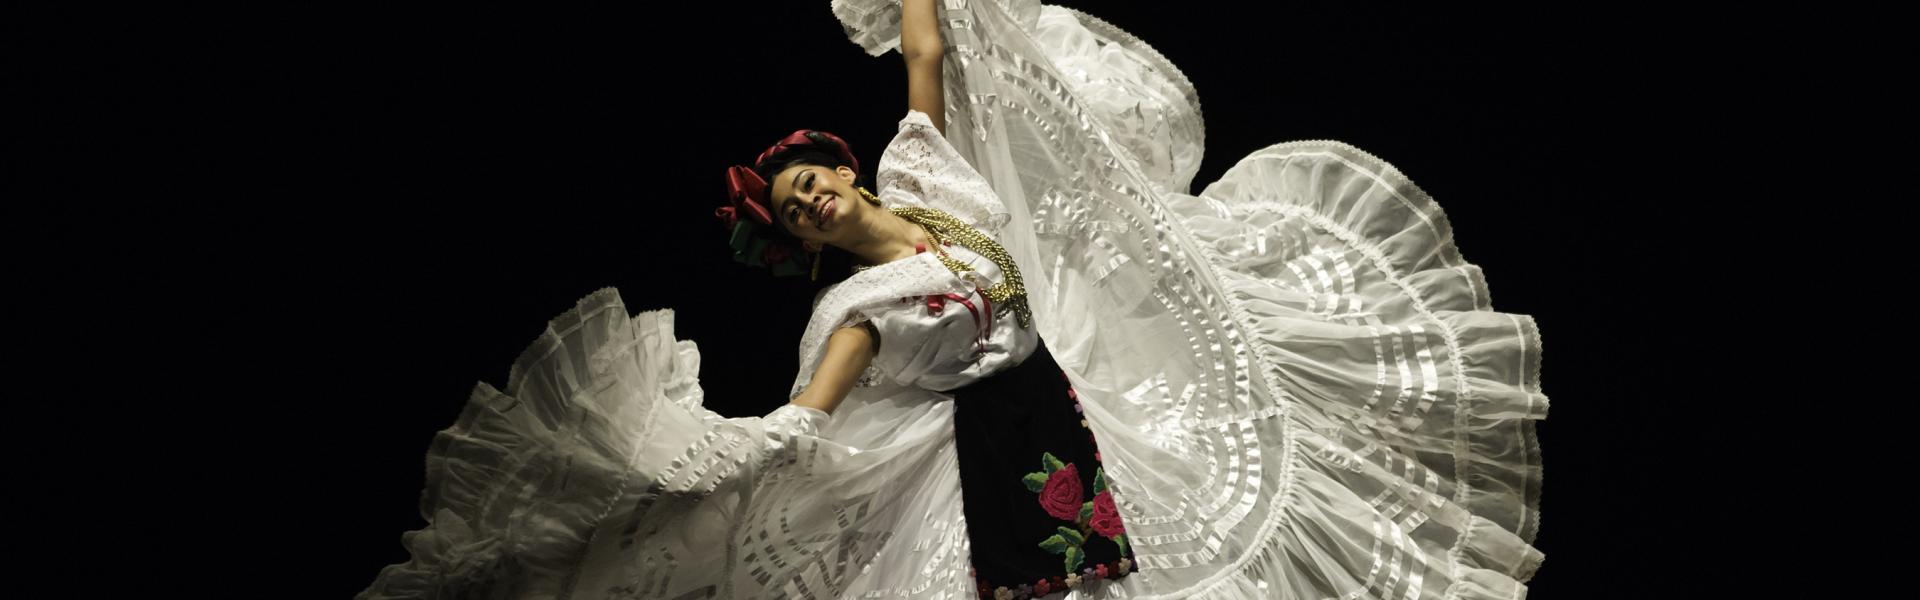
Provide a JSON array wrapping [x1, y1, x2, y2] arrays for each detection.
[[21, 1, 1782, 597]]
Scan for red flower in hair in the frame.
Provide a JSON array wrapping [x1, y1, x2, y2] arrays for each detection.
[[720, 165, 774, 228]]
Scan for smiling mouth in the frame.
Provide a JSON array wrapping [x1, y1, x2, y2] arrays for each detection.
[[817, 196, 836, 228]]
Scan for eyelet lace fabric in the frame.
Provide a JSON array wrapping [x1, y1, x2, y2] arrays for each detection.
[[877, 109, 1015, 235], [360, 1, 1548, 598]]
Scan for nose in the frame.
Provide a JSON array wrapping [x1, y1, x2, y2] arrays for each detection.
[[797, 193, 816, 221], [805, 190, 828, 221], [787, 192, 816, 223]]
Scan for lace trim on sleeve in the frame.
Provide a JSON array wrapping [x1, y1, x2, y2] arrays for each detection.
[[878, 109, 1014, 234]]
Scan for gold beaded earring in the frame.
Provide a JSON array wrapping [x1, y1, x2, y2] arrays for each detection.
[[859, 186, 882, 207]]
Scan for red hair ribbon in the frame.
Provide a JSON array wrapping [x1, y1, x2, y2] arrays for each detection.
[[718, 128, 861, 230]]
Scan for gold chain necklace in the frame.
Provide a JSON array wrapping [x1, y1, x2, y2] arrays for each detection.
[[854, 206, 1032, 330]]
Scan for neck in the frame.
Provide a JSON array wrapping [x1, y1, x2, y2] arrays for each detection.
[[845, 209, 928, 267]]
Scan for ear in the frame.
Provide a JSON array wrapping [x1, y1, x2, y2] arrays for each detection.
[[835, 165, 857, 183]]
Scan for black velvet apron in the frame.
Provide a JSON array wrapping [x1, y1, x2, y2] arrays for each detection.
[[950, 338, 1137, 599]]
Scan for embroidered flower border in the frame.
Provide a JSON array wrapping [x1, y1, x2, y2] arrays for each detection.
[[974, 370, 1136, 600]]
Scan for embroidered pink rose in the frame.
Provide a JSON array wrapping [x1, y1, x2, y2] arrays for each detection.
[[1039, 463, 1083, 520], [1089, 490, 1125, 537]]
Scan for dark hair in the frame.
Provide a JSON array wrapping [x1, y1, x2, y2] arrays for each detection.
[[750, 143, 872, 285]]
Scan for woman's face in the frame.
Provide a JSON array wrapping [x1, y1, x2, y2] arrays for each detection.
[[767, 163, 872, 251]]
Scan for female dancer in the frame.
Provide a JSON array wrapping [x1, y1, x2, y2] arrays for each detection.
[[361, 0, 1548, 598]]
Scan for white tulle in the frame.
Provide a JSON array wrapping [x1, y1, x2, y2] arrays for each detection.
[[359, 0, 1547, 598]]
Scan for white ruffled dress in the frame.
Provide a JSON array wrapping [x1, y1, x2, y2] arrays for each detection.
[[360, 1, 1548, 598]]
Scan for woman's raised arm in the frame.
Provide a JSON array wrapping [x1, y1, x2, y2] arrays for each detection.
[[900, 0, 946, 136], [789, 321, 880, 415]]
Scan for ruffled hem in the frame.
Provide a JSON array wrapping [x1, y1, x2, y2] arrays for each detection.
[[359, 288, 708, 599], [825, 0, 1550, 595], [364, 287, 989, 599], [1143, 140, 1548, 598], [830, 0, 1549, 595], [1047, 7, 1200, 125]]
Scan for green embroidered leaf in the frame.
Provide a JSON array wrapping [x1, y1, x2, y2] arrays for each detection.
[[1113, 533, 1130, 557], [1038, 534, 1070, 554], [1042, 452, 1066, 474], [1094, 466, 1107, 494], [1023, 472, 1050, 493], [1057, 525, 1085, 547], [1078, 501, 1093, 524], [1064, 546, 1085, 573]]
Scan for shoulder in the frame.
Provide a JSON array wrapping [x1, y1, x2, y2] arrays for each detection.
[[878, 109, 959, 185], [811, 283, 839, 310], [885, 109, 954, 154], [809, 280, 865, 333]]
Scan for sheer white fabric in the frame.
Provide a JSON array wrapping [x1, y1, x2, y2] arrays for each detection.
[[831, 2, 1546, 598], [357, 290, 984, 600], [359, 1, 1548, 598], [838, 1, 1549, 597]]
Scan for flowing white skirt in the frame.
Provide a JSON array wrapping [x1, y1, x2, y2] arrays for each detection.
[[360, 2, 1547, 598]]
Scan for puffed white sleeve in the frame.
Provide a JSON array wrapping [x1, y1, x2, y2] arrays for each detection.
[[875, 109, 1013, 234]]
